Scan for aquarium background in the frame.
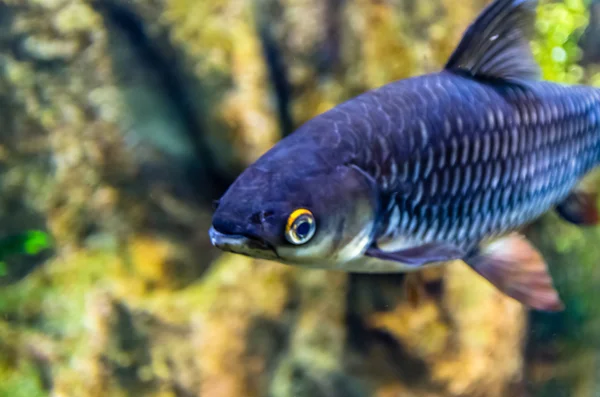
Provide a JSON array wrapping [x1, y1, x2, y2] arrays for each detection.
[[0, 0, 600, 396]]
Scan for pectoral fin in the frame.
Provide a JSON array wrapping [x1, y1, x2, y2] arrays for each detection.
[[465, 233, 564, 312], [365, 242, 465, 267]]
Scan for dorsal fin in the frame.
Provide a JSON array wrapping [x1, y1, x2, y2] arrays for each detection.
[[445, 0, 540, 82]]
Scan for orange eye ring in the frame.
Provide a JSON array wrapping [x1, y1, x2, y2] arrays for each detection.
[[285, 209, 316, 245]]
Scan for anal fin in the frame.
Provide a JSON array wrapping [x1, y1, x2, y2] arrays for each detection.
[[465, 233, 564, 312]]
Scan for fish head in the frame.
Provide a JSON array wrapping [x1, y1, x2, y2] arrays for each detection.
[[209, 144, 378, 266]]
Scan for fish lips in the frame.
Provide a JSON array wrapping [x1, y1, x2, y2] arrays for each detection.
[[208, 226, 280, 260]]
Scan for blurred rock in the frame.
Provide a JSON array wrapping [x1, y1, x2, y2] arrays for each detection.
[[0, 0, 222, 285]]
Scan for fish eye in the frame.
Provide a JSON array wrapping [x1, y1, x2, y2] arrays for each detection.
[[285, 209, 316, 245]]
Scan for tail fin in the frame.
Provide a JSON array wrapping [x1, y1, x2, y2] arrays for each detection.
[[555, 169, 600, 226]]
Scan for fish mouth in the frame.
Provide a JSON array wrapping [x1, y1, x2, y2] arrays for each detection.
[[208, 226, 279, 260]]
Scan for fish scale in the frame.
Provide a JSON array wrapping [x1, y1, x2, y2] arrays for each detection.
[[364, 74, 600, 252]]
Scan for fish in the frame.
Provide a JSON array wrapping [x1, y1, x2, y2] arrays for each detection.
[[209, 0, 600, 312]]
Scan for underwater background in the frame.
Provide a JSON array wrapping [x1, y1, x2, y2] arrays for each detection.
[[1, 0, 600, 396]]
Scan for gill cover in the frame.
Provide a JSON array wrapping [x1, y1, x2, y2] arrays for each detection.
[[275, 164, 379, 265]]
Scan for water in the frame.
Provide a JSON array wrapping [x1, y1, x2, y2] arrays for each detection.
[[1, 0, 600, 396]]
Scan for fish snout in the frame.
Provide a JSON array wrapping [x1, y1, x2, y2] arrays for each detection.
[[209, 226, 242, 249], [209, 213, 275, 251], [211, 212, 247, 236], [208, 226, 221, 247], [208, 225, 279, 260]]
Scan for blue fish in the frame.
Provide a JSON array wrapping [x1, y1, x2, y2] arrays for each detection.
[[210, 0, 600, 311]]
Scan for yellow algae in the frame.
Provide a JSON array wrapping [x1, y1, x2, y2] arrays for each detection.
[[176, 255, 297, 397], [164, 0, 280, 169], [368, 296, 451, 358], [220, 21, 280, 164], [4, 58, 36, 88], [290, 79, 349, 124], [127, 235, 176, 288], [288, 270, 348, 369], [163, 0, 238, 72], [118, 253, 295, 327], [356, 2, 416, 88], [432, 261, 526, 397], [52, 2, 101, 35]]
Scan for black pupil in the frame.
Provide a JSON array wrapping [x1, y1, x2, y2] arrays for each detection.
[[296, 220, 311, 238]]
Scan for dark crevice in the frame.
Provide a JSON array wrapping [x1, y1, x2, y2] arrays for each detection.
[[254, 0, 345, 137], [106, 301, 156, 393], [90, 0, 233, 201], [288, 363, 367, 397], [317, 0, 345, 77], [579, 1, 600, 66], [246, 316, 292, 393], [30, 352, 54, 391], [255, 5, 294, 136], [345, 312, 431, 387]]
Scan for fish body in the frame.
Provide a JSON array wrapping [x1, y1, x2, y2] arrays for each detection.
[[345, 73, 600, 254], [210, 0, 600, 311]]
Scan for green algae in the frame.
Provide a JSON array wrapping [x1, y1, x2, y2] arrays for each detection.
[[0, 230, 52, 277], [0, 361, 47, 397], [0, 250, 116, 335], [0, 231, 52, 258], [534, 0, 589, 84]]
